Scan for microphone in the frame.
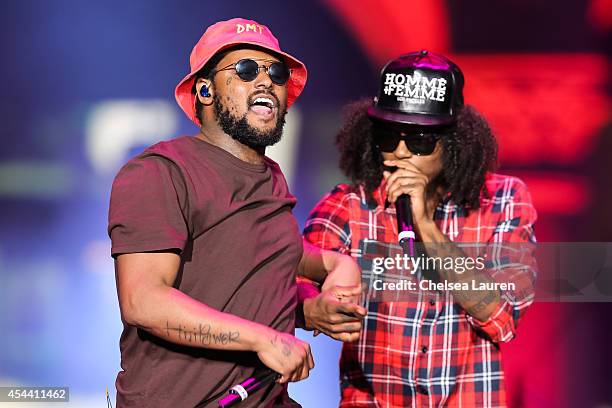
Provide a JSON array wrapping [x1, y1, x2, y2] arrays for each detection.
[[396, 194, 415, 256], [218, 369, 279, 407]]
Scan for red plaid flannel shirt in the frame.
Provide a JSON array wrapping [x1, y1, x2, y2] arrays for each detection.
[[303, 173, 537, 407]]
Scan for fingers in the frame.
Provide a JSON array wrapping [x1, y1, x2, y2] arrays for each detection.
[[327, 330, 360, 342], [327, 321, 362, 334], [383, 160, 428, 183], [383, 167, 428, 204], [385, 169, 428, 190], [307, 345, 315, 370], [330, 284, 363, 299], [320, 302, 364, 338], [386, 179, 423, 203], [280, 360, 305, 383], [294, 343, 314, 382], [262, 332, 315, 384], [295, 362, 308, 382], [335, 301, 367, 318], [303, 285, 367, 343], [300, 363, 309, 381], [384, 159, 423, 172], [334, 331, 361, 342], [385, 168, 425, 183], [327, 285, 362, 308], [324, 302, 364, 324], [323, 327, 361, 342], [278, 368, 289, 384]]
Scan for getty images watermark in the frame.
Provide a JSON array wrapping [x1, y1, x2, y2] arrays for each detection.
[[370, 253, 516, 292], [359, 242, 532, 303], [359, 242, 612, 303]]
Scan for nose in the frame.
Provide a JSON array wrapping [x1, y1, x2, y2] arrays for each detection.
[[394, 140, 413, 159], [253, 65, 273, 88]]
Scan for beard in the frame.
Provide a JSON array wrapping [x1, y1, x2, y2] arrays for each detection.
[[214, 94, 287, 149]]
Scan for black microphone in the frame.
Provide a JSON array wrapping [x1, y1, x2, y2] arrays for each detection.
[[395, 194, 415, 256], [218, 369, 279, 407]]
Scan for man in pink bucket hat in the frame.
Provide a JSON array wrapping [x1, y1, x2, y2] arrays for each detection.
[[175, 18, 307, 128], [106, 18, 369, 407]]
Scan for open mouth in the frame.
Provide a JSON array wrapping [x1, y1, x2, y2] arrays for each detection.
[[249, 95, 277, 118]]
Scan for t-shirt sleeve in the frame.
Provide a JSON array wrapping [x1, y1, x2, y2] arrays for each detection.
[[108, 155, 189, 258]]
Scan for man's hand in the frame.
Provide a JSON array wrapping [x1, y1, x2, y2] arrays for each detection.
[[298, 245, 366, 341], [383, 159, 432, 227], [303, 285, 366, 342], [254, 328, 315, 383]]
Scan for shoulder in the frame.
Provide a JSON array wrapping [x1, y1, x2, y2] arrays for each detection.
[[309, 183, 365, 216], [482, 173, 532, 201], [304, 184, 357, 245], [480, 172, 536, 216], [322, 183, 362, 204], [140, 136, 193, 165], [113, 137, 193, 186]]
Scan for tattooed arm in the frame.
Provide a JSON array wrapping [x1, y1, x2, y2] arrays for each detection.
[[115, 251, 314, 383], [416, 224, 501, 322]]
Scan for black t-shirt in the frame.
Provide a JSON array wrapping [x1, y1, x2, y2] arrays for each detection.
[[108, 136, 303, 407]]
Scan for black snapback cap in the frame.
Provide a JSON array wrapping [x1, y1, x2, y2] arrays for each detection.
[[368, 50, 465, 126]]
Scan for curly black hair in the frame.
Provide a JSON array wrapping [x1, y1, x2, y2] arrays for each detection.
[[336, 99, 498, 210]]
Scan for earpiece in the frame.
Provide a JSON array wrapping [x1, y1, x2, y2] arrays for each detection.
[[200, 85, 211, 98]]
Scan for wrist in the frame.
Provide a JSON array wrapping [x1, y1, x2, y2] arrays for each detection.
[[297, 278, 320, 302], [250, 323, 275, 353], [415, 218, 437, 239], [302, 297, 316, 331]]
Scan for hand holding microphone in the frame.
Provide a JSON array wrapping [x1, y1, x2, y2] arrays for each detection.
[[383, 159, 432, 228], [211, 329, 313, 407]]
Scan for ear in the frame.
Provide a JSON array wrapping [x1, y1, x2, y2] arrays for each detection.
[[195, 78, 214, 105]]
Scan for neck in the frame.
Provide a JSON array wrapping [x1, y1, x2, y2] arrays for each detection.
[[197, 124, 265, 165]]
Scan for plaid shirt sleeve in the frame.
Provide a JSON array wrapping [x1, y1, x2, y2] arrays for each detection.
[[465, 177, 538, 343], [303, 184, 352, 254]]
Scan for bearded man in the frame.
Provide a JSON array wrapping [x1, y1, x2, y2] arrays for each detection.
[[107, 18, 362, 407]]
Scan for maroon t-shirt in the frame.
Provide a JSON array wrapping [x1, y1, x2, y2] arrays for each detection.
[[108, 136, 303, 407]]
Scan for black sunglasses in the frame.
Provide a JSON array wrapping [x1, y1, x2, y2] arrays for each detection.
[[212, 58, 291, 85], [373, 125, 446, 155]]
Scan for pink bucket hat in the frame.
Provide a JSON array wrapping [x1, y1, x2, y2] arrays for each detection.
[[175, 18, 308, 126]]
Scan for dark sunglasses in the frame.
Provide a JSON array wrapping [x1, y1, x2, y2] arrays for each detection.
[[373, 125, 445, 155], [213, 58, 291, 85]]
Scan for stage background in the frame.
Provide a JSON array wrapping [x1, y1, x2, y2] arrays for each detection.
[[1, 0, 611, 406]]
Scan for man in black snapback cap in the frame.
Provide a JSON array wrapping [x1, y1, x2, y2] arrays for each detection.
[[301, 50, 538, 406]]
